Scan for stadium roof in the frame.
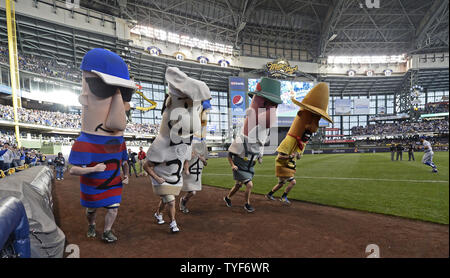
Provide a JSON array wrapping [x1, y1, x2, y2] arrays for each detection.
[[321, 67, 449, 96], [81, 0, 449, 59]]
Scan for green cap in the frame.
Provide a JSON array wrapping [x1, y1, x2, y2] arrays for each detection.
[[248, 77, 282, 104]]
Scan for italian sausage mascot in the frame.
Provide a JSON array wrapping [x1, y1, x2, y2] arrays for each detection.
[[179, 99, 212, 214], [266, 82, 332, 204], [144, 67, 211, 233], [224, 77, 282, 213], [69, 48, 135, 243]]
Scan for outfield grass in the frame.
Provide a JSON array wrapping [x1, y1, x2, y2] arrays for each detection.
[[202, 152, 449, 224]]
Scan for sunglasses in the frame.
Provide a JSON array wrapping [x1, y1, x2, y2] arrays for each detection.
[[85, 77, 134, 102]]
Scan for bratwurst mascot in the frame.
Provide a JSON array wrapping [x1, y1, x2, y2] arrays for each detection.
[[224, 77, 282, 213], [266, 82, 332, 204], [144, 67, 211, 233], [69, 48, 134, 243], [179, 99, 212, 214]]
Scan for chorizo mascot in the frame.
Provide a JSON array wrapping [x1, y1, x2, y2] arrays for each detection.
[[144, 67, 211, 233], [224, 77, 282, 213], [179, 99, 212, 214], [69, 48, 135, 243], [266, 82, 332, 204]]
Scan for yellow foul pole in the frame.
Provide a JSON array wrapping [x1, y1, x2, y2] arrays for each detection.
[[5, 0, 21, 147]]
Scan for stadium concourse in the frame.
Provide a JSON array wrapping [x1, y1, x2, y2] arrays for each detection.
[[0, 0, 449, 260]]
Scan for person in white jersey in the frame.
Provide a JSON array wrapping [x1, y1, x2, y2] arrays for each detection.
[[420, 136, 438, 173]]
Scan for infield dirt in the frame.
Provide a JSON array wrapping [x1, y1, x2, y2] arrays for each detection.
[[53, 173, 449, 258]]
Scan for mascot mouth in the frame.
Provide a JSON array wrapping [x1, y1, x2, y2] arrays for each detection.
[[95, 124, 115, 133], [301, 130, 312, 143]]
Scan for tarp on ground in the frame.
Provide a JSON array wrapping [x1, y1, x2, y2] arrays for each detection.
[[0, 166, 65, 258]]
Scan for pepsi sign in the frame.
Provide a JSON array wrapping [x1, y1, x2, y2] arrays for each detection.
[[230, 90, 246, 116]]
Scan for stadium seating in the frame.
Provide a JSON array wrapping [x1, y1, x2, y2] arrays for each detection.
[[351, 119, 449, 136], [0, 103, 160, 136]]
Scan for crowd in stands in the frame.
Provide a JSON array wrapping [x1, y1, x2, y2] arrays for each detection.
[[355, 133, 448, 148], [351, 119, 449, 136], [0, 130, 16, 146], [124, 122, 159, 135], [1, 104, 81, 129], [0, 44, 81, 83], [0, 104, 159, 135], [420, 102, 449, 114], [0, 142, 47, 176]]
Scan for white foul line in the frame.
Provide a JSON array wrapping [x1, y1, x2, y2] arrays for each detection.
[[202, 173, 449, 184]]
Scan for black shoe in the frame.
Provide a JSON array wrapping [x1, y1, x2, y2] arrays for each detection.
[[244, 203, 255, 213], [102, 230, 117, 243], [224, 196, 232, 207]]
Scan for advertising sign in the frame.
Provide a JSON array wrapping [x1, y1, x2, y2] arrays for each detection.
[[265, 58, 298, 78], [229, 77, 246, 91], [230, 90, 246, 116], [353, 98, 370, 114], [335, 99, 352, 115], [248, 78, 331, 127]]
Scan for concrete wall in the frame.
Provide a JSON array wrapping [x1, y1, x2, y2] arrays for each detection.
[[1, 0, 117, 37], [409, 52, 450, 69]]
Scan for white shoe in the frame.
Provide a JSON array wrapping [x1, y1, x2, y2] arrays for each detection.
[[154, 213, 165, 225], [169, 220, 180, 233]]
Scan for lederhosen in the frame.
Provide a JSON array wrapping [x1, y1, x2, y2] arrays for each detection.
[[230, 138, 260, 184]]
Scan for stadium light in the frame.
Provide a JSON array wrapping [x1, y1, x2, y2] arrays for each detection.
[[327, 54, 407, 64], [328, 33, 338, 42], [25, 90, 81, 107]]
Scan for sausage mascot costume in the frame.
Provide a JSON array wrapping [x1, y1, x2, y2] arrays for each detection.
[[266, 82, 332, 204], [69, 48, 135, 243], [224, 77, 282, 213], [179, 99, 212, 213], [144, 67, 211, 233]]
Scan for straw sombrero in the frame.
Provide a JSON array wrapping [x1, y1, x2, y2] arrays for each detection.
[[291, 82, 333, 123]]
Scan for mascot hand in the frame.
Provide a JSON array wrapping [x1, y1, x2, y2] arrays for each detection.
[[258, 157, 263, 164], [122, 175, 129, 185], [93, 163, 106, 172], [155, 176, 165, 184]]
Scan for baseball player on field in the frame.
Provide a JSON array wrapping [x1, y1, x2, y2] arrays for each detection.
[[420, 136, 438, 173]]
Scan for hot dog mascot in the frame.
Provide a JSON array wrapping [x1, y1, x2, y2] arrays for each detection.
[[179, 99, 212, 213], [266, 82, 332, 204], [69, 48, 135, 243], [224, 77, 282, 213], [144, 67, 211, 233]]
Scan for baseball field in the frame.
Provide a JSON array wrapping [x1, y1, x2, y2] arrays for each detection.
[[203, 152, 449, 224], [54, 151, 449, 257]]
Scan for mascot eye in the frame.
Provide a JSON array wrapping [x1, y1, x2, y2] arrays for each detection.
[[184, 102, 188, 109]]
